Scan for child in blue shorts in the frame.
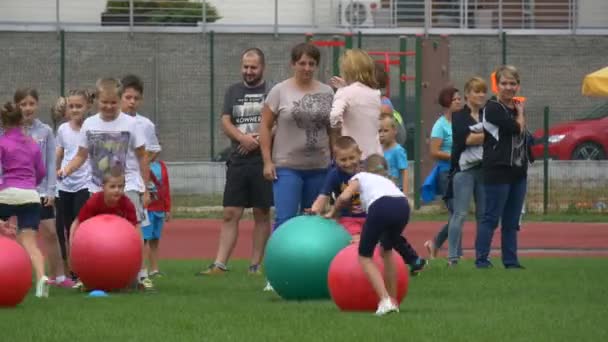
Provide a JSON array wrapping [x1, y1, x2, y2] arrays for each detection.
[[142, 154, 171, 277]]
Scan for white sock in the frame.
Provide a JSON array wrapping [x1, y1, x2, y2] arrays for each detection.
[[138, 269, 148, 280], [56, 275, 66, 283]]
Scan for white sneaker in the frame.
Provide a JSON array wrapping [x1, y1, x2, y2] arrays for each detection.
[[263, 281, 274, 292], [35, 276, 50, 298], [375, 297, 399, 316]]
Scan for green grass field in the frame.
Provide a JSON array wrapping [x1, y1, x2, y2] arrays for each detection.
[[1, 259, 607, 341]]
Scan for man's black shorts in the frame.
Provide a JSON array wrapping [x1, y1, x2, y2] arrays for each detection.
[[223, 161, 273, 208]]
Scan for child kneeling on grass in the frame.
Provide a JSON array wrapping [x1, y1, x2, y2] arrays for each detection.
[[70, 167, 142, 291], [325, 154, 410, 316]]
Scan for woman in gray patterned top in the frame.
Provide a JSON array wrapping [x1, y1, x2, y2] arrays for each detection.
[[259, 43, 334, 230]]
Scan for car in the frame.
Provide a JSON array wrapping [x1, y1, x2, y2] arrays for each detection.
[[531, 101, 608, 160]]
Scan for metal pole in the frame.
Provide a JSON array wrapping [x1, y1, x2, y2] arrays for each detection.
[[399, 35, 407, 123], [332, 35, 341, 76], [423, 0, 430, 36], [209, 30, 215, 159], [501, 31, 507, 65], [498, 0, 503, 33], [357, 31, 362, 48], [60, 30, 65, 98], [56, 0, 60, 35], [413, 35, 423, 209], [543, 106, 550, 215], [274, 0, 279, 38], [129, 0, 134, 38], [311, 0, 317, 28], [344, 33, 353, 50], [202, 0, 207, 34], [349, 0, 354, 33]]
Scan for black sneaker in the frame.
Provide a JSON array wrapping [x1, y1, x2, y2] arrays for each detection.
[[409, 258, 427, 276]]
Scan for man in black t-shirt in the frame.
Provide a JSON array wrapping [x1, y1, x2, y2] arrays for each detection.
[[198, 48, 273, 276]]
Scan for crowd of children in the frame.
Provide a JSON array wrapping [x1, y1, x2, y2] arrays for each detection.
[[0, 74, 172, 296]]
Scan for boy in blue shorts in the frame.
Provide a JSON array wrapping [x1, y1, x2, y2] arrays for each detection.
[[142, 154, 171, 277], [379, 113, 427, 274]]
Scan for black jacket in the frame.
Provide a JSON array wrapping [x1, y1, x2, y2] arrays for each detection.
[[481, 99, 533, 184]]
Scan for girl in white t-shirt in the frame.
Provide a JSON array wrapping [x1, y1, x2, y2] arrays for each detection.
[[55, 89, 93, 276], [326, 154, 410, 316]]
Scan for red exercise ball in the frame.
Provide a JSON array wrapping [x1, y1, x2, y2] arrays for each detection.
[[0, 236, 33, 307], [70, 214, 142, 291], [328, 244, 409, 311]]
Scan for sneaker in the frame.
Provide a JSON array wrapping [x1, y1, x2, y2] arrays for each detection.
[[248, 264, 262, 275], [475, 261, 494, 269], [72, 280, 86, 292], [138, 277, 155, 291], [54, 278, 77, 288], [35, 276, 50, 298], [263, 281, 275, 292], [375, 297, 399, 316], [423, 240, 438, 259], [196, 263, 227, 276], [409, 258, 427, 276], [149, 270, 164, 278]]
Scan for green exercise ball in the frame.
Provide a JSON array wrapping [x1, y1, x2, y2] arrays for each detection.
[[265, 215, 351, 300]]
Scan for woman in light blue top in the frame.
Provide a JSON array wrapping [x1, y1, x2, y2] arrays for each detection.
[[424, 86, 462, 259]]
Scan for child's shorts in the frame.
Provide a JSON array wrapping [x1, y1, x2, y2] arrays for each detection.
[[0, 203, 42, 231], [358, 196, 410, 258], [338, 217, 365, 236], [142, 211, 165, 241]]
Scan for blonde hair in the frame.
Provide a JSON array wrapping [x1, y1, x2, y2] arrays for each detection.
[[379, 112, 397, 128], [95, 78, 121, 98], [340, 49, 377, 88], [464, 76, 488, 95], [495, 65, 520, 85], [102, 165, 126, 184], [51, 96, 67, 125], [364, 154, 389, 177]]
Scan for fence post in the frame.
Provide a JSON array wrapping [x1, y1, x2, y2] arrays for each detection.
[[274, 0, 279, 38], [56, 0, 61, 35], [413, 35, 423, 209], [59, 30, 65, 97], [543, 106, 550, 215], [344, 33, 353, 50], [332, 35, 341, 76], [209, 30, 215, 160], [202, 0, 207, 34], [399, 35, 407, 126], [357, 31, 362, 48], [501, 31, 507, 65], [498, 0, 503, 33], [129, 0, 134, 38]]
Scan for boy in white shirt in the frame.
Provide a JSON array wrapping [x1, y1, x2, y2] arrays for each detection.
[[326, 154, 410, 316], [58, 78, 154, 291]]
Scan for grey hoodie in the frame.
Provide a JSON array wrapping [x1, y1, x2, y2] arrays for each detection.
[[24, 119, 56, 197]]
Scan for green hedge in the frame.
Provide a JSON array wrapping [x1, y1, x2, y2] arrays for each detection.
[[104, 0, 221, 24]]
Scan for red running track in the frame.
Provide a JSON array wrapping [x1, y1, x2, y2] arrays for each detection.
[[159, 220, 608, 259]]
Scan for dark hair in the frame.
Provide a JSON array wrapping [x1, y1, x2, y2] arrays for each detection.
[[334, 135, 359, 151], [120, 74, 144, 95], [1, 102, 23, 127], [242, 48, 266, 66], [374, 63, 388, 90], [438, 86, 459, 108], [291, 43, 320, 65], [14, 88, 39, 104]]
